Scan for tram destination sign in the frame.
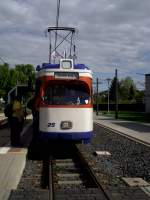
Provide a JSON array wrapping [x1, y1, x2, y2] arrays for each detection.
[[54, 72, 79, 79]]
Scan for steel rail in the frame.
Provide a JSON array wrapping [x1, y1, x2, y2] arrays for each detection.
[[49, 157, 54, 200], [75, 145, 111, 200]]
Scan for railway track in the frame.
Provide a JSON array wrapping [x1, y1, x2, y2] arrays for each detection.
[[53, 158, 87, 189], [8, 122, 150, 199], [9, 142, 110, 200], [48, 147, 110, 200]]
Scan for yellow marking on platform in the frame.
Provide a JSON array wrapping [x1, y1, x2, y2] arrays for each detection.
[[8, 148, 27, 154]]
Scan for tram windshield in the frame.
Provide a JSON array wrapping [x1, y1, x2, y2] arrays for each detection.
[[43, 82, 90, 105]]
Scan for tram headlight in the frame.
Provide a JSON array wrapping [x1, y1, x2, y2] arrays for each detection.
[[60, 59, 73, 69], [60, 121, 72, 129]]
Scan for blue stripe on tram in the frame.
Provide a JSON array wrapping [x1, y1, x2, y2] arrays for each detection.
[[39, 131, 93, 143]]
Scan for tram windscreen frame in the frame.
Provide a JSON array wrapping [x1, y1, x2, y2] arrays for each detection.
[[43, 81, 90, 105]]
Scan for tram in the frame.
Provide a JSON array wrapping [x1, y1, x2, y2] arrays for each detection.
[[35, 27, 93, 143]]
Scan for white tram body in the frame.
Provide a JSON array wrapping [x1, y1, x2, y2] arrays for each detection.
[[36, 59, 93, 143]]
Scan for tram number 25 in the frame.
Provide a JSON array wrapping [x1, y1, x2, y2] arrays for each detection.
[[48, 122, 56, 127]]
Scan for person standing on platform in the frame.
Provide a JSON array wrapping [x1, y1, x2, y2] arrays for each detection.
[[10, 96, 24, 147], [27, 95, 40, 140]]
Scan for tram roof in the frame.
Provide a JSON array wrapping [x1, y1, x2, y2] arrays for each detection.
[[36, 63, 90, 71]]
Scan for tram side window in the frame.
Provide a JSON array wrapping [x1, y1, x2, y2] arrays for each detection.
[[44, 84, 90, 105]]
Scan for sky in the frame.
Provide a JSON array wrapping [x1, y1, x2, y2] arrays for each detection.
[[0, 0, 150, 90]]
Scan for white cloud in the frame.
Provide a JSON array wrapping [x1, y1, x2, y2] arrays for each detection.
[[0, 0, 149, 88]]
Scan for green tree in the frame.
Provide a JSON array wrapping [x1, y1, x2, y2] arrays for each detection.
[[135, 90, 144, 103], [15, 64, 35, 85], [0, 63, 35, 100], [109, 76, 137, 103], [0, 63, 10, 97], [128, 85, 136, 101], [119, 76, 136, 103], [109, 77, 120, 102], [8, 68, 18, 87]]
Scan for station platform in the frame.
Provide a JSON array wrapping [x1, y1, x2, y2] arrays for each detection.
[[0, 148, 27, 200], [94, 112, 150, 146], [0, 117, 32, 200], [0, 112, 150, 199]]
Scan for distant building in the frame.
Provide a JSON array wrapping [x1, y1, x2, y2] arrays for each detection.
[[145, 74, 150, 113]]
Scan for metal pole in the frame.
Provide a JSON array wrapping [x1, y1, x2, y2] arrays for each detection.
[[106, 78, 111, 114], [16, 85, 18, 96], [54, 0, 61, 63], [96, 78, 99, 116], [49, 31, 51, 63], [108, 84, 109, 113], [115, 69, 118, 119], [49, 157, 54, 200]]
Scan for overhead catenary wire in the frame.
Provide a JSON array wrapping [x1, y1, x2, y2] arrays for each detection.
[[51, 32, 72, 56], [0, 56, 6, 64], [48, 0, 77, 62]]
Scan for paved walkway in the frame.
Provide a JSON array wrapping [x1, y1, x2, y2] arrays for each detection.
[[0, 148, 27, 200], [93, 113, 150, 146], [0, 120, 32, 200]]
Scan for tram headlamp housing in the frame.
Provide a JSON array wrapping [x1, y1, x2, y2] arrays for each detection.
[[60, 59, 73, 69], [60, 121, 72, 130]]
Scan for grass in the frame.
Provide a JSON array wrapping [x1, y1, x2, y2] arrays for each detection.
[[101, 111, 150, 123]]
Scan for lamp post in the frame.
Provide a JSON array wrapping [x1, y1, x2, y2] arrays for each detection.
[[115, 69, 118, 119], [106, 78, 111, 114], [96, 78, 99, 116]]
